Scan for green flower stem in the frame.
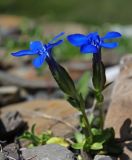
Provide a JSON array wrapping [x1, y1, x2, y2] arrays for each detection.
[[95, 91, 104, 130], [81, 107, 92, 137], [92, 50, 106, 130], [97, 101, 104, 130], [78, 95, 92, 138]]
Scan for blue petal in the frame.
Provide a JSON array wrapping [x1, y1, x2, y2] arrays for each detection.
[[33, 54, 46, 68], [11, 50, 34, 57], [101, 42, 118, 48], [102, 32, 122, 40], [30, 41, 43, 52], [80, 44, 98, 53], [67, 34, 87, 46], [48, 39, 63, 48], [49, 32, 65, 44], [87, 32, 98, 37]]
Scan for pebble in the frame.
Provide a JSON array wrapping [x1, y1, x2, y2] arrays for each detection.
[[0, 111, 27, 141], [94, 155, 116, 160], [22, 144, 74, 160]]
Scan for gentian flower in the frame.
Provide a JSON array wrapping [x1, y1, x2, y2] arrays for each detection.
[[11, 32, 65, 68], [67, 31, 122, 54]]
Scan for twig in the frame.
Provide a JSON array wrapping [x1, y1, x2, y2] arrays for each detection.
[[34, 111, 78, 132], [21, 110, 78, 132], [6, 155, 16, 160], [65, 138, 74, 145], [26, 155, 38, 160]]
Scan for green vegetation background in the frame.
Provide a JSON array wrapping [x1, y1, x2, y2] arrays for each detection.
[[0, 0, 131, 25]]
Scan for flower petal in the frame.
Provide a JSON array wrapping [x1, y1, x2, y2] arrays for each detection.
[[102, 32, 122, 40], [80, 44, 98, 53], [87, 32, 98, 37], [49, 32, 65, 44], [101, 42, 118, 48], [11, 50, 34, 57], [48, 40, 63, 49], [67, 34, 87, 46], [33, 54, 47, 68], [30, 41, 43, 52]]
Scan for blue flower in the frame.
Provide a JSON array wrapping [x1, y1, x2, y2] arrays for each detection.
[[11, 32, 65, 68], [67, 31, 122, 54]]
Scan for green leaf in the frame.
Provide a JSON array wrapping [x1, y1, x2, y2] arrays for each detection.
[[20, 124, 41, 146], [31, 124, 36, 134], [102, 128, 115, 141], [91, 128, 115, 147], [79, 115, 85, 128], [74, 132, 85, 143], [91, 128, 102, 136], [83, 136, 93, 151], [39, 131, 52, 144], [77, 155, 83, 160], [103, 82, 113, 90], [88, 114, 94, 126], [72, 142, 84, 149], [46, 137, 69, 147], [90, 142, 103, 150], [76, 72, 90, 99], [28, 143, 34, 148], [67, 96, 80, 109], [86, 136, 93, 144]]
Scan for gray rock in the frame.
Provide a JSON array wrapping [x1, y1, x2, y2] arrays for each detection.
[[3, 143, 20, 160], [0, 152, 5, 160], [0, 111, 27, 140], [22, 144, 74, 160], [0, 70, 57, 89], [1, 100, 78, 137], [34, 90, 64, 99], [94, 155, 117, 160], [0, 86, 19, 95]]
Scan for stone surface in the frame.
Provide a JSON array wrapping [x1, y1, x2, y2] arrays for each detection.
[[0, 152, 5, 160], [1, 100, 79, 137], [22, 144, 74, 160], [0, 86, 19, 95], [94, 155, 116, 160], [0, 15, 22, 29], [0, 70, 56, 89], [3, 143, 20, 160], [0, 86, 21, 106], [0, 111, 27, 141], [105, 55, 132, 159]]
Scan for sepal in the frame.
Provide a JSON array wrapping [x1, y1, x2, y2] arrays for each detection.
[[92, 61, 106, 92], [67, 96, 80, 110], [48, 58, 76, 97]]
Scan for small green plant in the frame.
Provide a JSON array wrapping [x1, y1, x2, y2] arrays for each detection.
[[72, 128, 122, 155], [20, 124, 69, 148], [20, 124, 52, 147]]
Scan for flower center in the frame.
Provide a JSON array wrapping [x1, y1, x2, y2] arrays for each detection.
[[90, 35, 101, 48], [38, 46, 49, 56]]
